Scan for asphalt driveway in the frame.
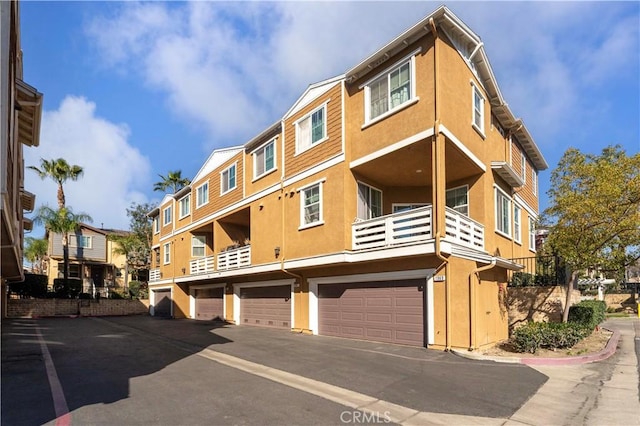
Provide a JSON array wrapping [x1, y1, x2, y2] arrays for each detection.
[[2, 316, 548, 425]]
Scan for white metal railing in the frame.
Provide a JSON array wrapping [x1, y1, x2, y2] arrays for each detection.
[[444, 207, 485, 250], [190, 255, 215, 275], [217, 245, 251, 271], [149, 268, 161, 282], [352, 206, 433, 250]]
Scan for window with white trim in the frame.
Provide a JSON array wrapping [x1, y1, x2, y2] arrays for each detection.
[[472, 83, 485, 134], [357, 182, 382, 220], [163, 206, 172, 226], [153, 217, 159, 234], [221, 164, 236, 194], [196, 182, 209, 208], [532, 170, 538, 196], [366, 58, 414, 121], [300, 183, 322, 227], [253, 139, 276, 179], [495, 188, 511, 237], [528, 217, 536, 251], [514, 204, 522, 244], [446, 185, 469, 216], [192, 235, 206, 257], [70, 235, 91, 248], [179, 194, 191, 219], [296, 105, 326, 154], [163, 242, 170, 264], [521, 153, 527, 183], [154, 248, 160, 267]]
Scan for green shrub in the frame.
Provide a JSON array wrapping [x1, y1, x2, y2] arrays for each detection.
[[9, 273, 48, 298], [109, 291, 124, 299], [78, 293, 92, 299], [53, 278, 83, 298], [568, 300, 606, 330], [511, 321, 590, 354]]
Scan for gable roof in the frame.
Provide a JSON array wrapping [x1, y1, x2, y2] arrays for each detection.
[[284, 75, 344, 120], [345, 5, 548, 171], [191, 146, 243, 184]]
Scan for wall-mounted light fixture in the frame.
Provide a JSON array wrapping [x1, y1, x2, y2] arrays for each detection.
[[274, 246, 281, 258], [181, 267, 186, 274]]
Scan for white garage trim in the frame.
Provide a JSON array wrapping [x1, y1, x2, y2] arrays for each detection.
[[150, 285, 173, 317], [189, 283, 226, 320], [232, 279, 295, 327], [308, 269, 435, 345]]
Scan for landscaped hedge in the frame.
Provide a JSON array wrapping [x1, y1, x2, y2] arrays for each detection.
[[53, 278, 83, 298], [8, 273, 48, 298], [511, 300, 607, 354]]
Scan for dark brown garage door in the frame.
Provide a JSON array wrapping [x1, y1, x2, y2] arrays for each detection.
[[318, 279, 424, 346], [153, 289, 172, 317], [240, 285, 291, 329], [195, 287, 224, 320]]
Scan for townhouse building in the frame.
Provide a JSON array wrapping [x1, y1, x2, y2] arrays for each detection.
[[45, 224, 131, 297], [148, 5, 547, 350], [1, 0, 43, 317]]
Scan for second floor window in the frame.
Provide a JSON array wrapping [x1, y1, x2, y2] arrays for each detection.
[[296, 105, 326, 154], [532, 170, 538, 196], [495, 188, 511, 237], [179, 194, 191, 219], [196, 182, 209, 208], [472, 83, 485, 134], [153, 217, 159, 234], [529, 217, 536, 251], [163, 206, 172, 226], [163, 242, 170, 264], [521, 154, 527, 183], [446, 185, 469, 216], [357, 182, 382, 220], [192, 235, 206, 257], [367, 60, 413, 121], [514, 204, 522, 244], [221, 164, 236, 194], [300, 183, 323, 227], [70, 235, 92, 248], [254, 140, 276, 179], [154, 248, 160, 267]]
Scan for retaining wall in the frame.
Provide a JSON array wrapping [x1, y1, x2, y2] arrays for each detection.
[[7, 299, 150, 318], [507, 286, 581, 332]]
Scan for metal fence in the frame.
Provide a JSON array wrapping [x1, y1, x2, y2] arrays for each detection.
[[508, 255, 567, 287]]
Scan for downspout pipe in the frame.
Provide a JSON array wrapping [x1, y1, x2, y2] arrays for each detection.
[[469, 258, 497, 351], [429, 17, 452, 351]]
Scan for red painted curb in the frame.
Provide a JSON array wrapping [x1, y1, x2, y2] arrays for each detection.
[[521, 328, 620, 366]]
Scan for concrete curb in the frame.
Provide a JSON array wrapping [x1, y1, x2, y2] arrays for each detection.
[[451, 328, 620, 366]]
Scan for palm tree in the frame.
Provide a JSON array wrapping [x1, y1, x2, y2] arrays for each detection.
[[28, 158, 84, 208], [153, 170, 190, 193], [24, 237, 48, 274], [34, 206, 92, 283]]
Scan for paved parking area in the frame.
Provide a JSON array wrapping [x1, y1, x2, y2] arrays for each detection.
[[2, 316, 548, 425]]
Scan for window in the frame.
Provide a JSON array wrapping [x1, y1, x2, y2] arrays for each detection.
[[472, 83, 485, 134], [163, 206, 172, 226], [153, 217, 159, 234], [514, 204, 522, 244], [179, 194, 191, 219], [357, 182, 382, 220], [366, 59, 414, 121], [70, 234, 91, 248], [192, 235, 206, 257], [196, 182, 209, 208], [254, 140, 276, 178], [58, 263, 80, 278], [296, 105, 326, 153], [446, 185, 469, 216], [154, 248, 160, 267], [300, 183, 322, 227], [495, 188, 511, 237], [521, 154, 527, 183], [163, 243, 171, 264], [221, 164, 236, 194], [529, 217, 536, 251], [532, 170, 538, 196]]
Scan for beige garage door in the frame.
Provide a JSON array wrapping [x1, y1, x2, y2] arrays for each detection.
[[195, 287, 224, 321], [153, 289, 172, 317], [318, 279, 424, 346], [240, 285, 291, 329]]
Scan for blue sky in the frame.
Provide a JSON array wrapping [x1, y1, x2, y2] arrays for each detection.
[[19, 1, 639, 234]]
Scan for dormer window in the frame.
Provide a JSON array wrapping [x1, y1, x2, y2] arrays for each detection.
[[296, 105, 327, 154]]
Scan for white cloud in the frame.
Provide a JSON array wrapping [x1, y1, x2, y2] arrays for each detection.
[[24, 96, 152, 233]]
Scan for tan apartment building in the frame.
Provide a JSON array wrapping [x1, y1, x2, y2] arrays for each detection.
[[148, 6, 547, 350], [1, 0, 43, 317]]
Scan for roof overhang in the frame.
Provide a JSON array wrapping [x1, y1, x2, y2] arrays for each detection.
[[491, 161, 524, 188], [20, 189, 35, 212], [244, 121, 282, 152], [23, 217, 33, 232], [16, 79, 43, 147]]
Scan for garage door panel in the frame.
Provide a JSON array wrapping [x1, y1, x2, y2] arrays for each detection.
[[154, 290, 172, 317], [318, 279, 424, 346], [195, 287, 224, 321], [240, 285, 291, 329]]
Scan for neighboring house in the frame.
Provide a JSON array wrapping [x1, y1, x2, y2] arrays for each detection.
[[0, 0, 43, 318], [45, 223, 131, 297], [147, 6, 548, 350]]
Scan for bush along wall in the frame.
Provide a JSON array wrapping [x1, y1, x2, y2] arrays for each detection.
[[511, 300, 607, 354]]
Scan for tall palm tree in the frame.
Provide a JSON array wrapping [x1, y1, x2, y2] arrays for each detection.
[[24, 237, 48, 274], [28, 158, 84, 208], [153, 170, 190, 193], [34, 206, 92, 283]]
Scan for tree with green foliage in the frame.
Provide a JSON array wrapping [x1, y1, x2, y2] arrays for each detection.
[[28, 158, 84, 208], [543, 145, 640, 321], [125, 202, 154, 280], [34, 206, 92, 283], [24, 237, 48, 274], [153, 170, 190, 193], [108, 233, 140, 291]]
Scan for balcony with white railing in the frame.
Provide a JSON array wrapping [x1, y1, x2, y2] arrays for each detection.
[[217, 245, 251, 271], [352, 206, 433, 250], [444, 207, 484, 250], [190, 255, 215, 275], [149, 268, 161, 282], [352, 205, 485, 251]]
